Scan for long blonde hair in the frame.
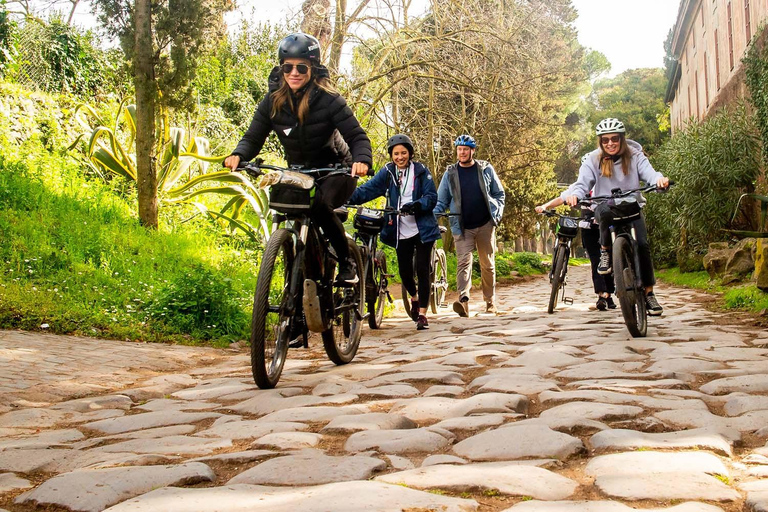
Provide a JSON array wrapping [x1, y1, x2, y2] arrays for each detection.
[[598, 134, 632, 178], [270, 72, 338, 125]]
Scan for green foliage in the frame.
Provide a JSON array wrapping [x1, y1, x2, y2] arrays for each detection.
[[0, 149, 256, 345], [647, 104, 762, 267], [586, 68, 671, 154], [744, 26, 768, 167], [0, 0, 16, 77], [657, 267, 768, 314], [723, 285, 768, 311], [147, 264, 249, 341]]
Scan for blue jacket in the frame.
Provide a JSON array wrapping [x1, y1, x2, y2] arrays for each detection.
[[434, 159, 505, 236], [348, 161, 440, 247]]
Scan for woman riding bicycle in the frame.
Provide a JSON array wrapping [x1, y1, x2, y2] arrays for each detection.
[[536, 189, 617, 312], [223, 32, 372, 285], [560, 118, 668, 316], [347, 134, 440, 330]]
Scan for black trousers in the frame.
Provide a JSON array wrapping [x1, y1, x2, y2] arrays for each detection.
[[396, 235, 434, 307], [312, 175, 357, 262], [581, 226, 615, 295], [594, 202, 656, 287]]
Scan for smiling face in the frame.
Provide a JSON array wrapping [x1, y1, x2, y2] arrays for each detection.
[[600, 133, 623, 156], [282, 57, 312, 91], [391, 145, 410, 168], [456, 145, 474, 164]]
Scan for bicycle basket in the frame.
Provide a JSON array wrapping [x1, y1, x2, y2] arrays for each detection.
[[265, 171, 316, 214], [353, 207, 385, 234], [557, 216, 579, 238]]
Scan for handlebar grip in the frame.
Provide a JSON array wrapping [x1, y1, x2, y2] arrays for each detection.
[[366, 167, 376, 177]]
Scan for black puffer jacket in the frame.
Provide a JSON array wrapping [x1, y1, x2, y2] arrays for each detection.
[[232, 66, 372, 168]]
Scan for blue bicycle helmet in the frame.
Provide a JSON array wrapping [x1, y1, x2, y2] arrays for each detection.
[[454, 134, 477, 149]]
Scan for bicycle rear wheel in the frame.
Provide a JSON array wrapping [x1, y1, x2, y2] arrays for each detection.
[[368, 250, 387, 329], [323, 239, 365, 364], [613, 236, 647, 337], [250, 228, 294, 389], [547, 245, 568, 314], [430, 248, 448, 314]]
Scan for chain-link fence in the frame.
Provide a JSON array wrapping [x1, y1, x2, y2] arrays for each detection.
[[13, 18, 55, 91]]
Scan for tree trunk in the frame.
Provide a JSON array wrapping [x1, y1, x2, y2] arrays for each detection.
[[328, 0, 347, 73], [134, 0, 158, 229]]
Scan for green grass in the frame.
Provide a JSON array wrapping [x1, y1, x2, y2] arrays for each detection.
[[657, 267, 768, 315], [0, 151, 258, 346]]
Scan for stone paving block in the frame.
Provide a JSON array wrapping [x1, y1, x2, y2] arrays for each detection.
[[0, 428, 84, 450], [101, 481, 479, 511], [0, 472, 32, 493], [594, 472, 739, 501], [252, 431, 322, 449], [344, 427, 452, 454], [590, 428, 734, 456], [585, 451, 729, 477], [194, 419, 307, 440], [83, 410, 222, 434], [320, 412, 416, 433], [257, 405, 367, 424], [389, 393, 528, 422], [701, 375, 768, 395], [723, 394, 768, 416], [88, 435, 232, 456], [15, 462, 215, 512], [228, 392, 359, 416], [228, 452, 386, 485], [453, 424, 584, 461], [505, 501, 725, 511], [376, 462, 577, 499]]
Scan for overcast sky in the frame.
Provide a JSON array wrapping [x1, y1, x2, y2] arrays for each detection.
[[62, 0, 681, 77]]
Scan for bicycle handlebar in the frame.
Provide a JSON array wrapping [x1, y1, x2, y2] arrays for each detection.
[[577, 180, 675, 206], [234, 160, 355, 180]]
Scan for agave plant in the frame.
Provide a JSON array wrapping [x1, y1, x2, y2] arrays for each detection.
[[69, 101, 273, 240]]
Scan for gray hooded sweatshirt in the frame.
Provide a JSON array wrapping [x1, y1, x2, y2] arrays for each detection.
[[560, 139, 663, 207]]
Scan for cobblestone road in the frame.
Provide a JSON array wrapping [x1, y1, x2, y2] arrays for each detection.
[[1, 265, 767, 512]]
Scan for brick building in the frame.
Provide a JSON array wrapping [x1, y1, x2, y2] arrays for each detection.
[[666, 0, 768, 132]]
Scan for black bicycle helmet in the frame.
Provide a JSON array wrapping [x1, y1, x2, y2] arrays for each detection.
[[387, 134, 414, 157], [277, 33, 322, 66]]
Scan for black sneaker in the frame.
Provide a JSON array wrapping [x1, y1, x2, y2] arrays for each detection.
[[596, 296, 608, 311], [645, 292, 663, 316], [597, 250, 612, 275], [417, 315, 429, 330], [410, 299, 420, 321], [606, 296, 617, 309], [336, 258, 359, 286], [452, 296, 469, 317]]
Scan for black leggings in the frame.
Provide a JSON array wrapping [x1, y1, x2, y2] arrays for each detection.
[[312, 175, 357, 262], [581, 226, 615, 295], [396, 235, 434, 307], [594, 203, 656, 287]]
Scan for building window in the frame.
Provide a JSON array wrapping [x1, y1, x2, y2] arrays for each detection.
[[704, 52, 710, 106], [715, 28, 721, 90], [745, 0, 752, 42], [727, 2, 734, 70], [695, 71, 701, 117]]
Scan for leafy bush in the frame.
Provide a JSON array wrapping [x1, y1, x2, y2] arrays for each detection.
[[0, 150, 258, 346], [147, 264, 249, 341], [648, 104, 762, 268], [745, 27, 768, 166]]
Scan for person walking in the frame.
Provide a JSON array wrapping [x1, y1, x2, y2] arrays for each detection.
[[347, 134, 440, 330], [434, 134, 505, 316], [224, 32, 371, 285]]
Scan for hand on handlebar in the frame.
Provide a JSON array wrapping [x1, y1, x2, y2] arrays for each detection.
[[351, 162, 369, 177], [535, 205, 546, 214], [223, 155, 240, 171], [400, 202, 419, 215], [656, 176, 670, 189], [565, 195, 579, 207]]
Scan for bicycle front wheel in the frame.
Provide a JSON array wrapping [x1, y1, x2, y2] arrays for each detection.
[[323, 239, 365, 364], [547, 245, 568, 314], [250, 228, 295, 389], [613, 236, 647, 337], [430, 248, 448, 314], [368, 250, 387, 329]]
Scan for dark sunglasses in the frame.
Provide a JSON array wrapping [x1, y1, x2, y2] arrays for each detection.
[[281, 63, 310, 75], [600, 135, 621, 144]]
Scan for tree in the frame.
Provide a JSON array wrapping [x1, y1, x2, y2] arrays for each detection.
[[90, 0, 234, 228]]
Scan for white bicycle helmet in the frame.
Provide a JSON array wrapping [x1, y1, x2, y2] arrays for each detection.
[[595, 118, 626, 135]]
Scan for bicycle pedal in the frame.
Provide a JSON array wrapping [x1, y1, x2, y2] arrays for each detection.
[[288, 338, 304, 349], [563, 297, 574, 305], [386, 291, 394, 303]]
